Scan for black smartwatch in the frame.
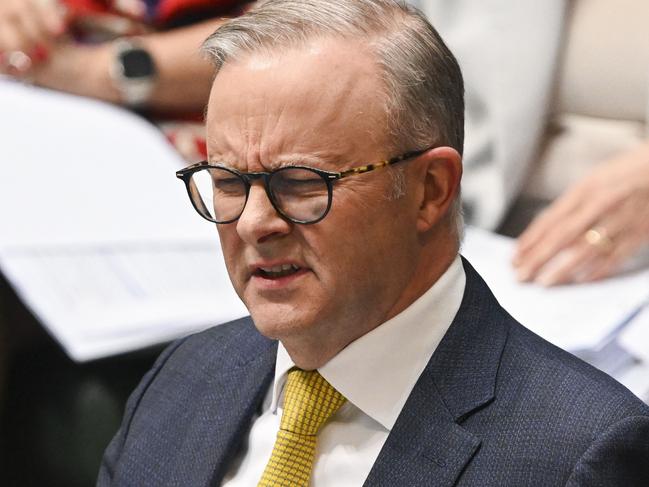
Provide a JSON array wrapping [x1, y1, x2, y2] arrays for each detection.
[[110, 39, 157, 108]]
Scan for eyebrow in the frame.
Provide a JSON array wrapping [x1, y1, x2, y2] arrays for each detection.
[[272, 153, 338, 168], [206, 151, 346, 171]]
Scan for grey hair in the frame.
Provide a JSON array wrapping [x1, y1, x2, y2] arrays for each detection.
[[202, 0, 465, 239]]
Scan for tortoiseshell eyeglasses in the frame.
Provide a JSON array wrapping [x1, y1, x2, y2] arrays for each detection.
[[175, 147, 430, 225]]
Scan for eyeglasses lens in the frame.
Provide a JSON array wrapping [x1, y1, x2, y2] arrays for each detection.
[[189, 167, 247, 223], [269, 167, 330, 223], [188, 166, 330, 223]]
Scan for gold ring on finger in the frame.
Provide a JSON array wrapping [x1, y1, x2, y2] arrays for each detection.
[[584, 227, 613, 252]]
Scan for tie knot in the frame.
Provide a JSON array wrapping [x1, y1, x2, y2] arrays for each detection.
[[280, 368, 346, 436]]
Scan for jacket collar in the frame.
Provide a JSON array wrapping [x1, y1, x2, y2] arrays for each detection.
[[206, 321, 278, 485], [364, 257, 508, 486]]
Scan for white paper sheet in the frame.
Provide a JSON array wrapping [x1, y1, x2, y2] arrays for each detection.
[[618, 303, 649, 363], [616, 359, 649, 403], [0, 80, 245, 361], [0, 243, 247, 361], [462, 227, 649, 351], [0, 78, 214, 247]]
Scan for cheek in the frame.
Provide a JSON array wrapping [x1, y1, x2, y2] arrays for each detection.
[[216, 226, 243, 275], [336, 201, 417, 276], [307, 207, 404, 288]]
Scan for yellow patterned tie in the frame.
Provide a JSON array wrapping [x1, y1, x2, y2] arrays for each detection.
[[258, 368, 346, 487]]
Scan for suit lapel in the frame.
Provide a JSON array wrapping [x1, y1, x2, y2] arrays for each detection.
[[362, 371, 481, 486], [364, 258, 508, 486], [207, 334, 277, 485], [165, 321, 277, 487]]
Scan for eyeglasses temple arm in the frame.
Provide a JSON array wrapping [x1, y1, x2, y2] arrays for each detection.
[[338, 147, 429, 179]]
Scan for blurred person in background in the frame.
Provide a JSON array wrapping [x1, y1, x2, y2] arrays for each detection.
[[415, 0, 649, 286], [0, 0, 255, 160]]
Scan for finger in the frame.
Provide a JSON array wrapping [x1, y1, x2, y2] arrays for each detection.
[[515, 186, 587, 258], [581, 193, 649, 281], [33, 0, 68, 37], [11, 7, 52, 50], [533, 239, 600, 286], [582, 258, 620, 283], [580, 231, 648, 282], [514, 189, 624, 280], [514, 208, 594, 282], [0, 21, 28, 56], [579, 244, 629, 283], [0, 0, 57, 56], [515, 183, 625, 263]]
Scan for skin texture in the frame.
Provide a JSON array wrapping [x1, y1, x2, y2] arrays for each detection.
[[206, 38, 462, 369], [0, 0, 221, 111], [0, 0, 67, 59], [513, 142, 649, 286]]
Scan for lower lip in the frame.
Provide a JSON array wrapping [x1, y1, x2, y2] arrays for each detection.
[[250, 268, 311, 290]]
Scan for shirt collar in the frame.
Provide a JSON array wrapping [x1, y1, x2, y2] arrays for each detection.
[[270, 255, 466, 430]]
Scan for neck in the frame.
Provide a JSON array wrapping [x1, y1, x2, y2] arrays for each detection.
[[284, 239, 459, 370]]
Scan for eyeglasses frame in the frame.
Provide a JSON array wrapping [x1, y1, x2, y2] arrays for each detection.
[[175, 146, 431, 225]]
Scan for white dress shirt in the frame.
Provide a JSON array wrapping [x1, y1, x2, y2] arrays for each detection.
[[223, 255, 466, 486]]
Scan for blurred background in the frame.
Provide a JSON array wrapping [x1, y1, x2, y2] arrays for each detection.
[[1, 0, 648, 485]]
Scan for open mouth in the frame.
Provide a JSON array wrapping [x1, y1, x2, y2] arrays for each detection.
[[254, 264, 302, 279]]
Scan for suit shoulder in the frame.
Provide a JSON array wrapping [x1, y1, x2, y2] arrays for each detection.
[[181, 315, 262, 352], [150, 316, 274, 378], [566, 414, 649, 485], [500, 314, 649, 424], [459, 259, 647, 421]]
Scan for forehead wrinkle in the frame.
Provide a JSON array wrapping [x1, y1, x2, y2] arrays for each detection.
[[208, 38, 389, 172], [205, 127, 243, 165], [207, 111, 266, 168]]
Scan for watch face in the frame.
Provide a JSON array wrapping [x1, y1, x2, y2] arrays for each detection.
[[122, 48, 155, 79]]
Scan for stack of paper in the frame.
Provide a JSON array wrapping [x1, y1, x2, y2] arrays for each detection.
[[462, 227, 649, 400], [0, 79, 246, 361], [461, 227, 649, 352]]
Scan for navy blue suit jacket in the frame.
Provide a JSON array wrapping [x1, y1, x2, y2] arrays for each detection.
[[98, 259, 649, 486]]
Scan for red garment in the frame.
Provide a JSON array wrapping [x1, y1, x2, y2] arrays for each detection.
[[61, 0, 249, 161], [64, 0, 244, 26], [155, 0, 244, 24]]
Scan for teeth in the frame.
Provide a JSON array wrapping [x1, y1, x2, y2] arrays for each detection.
[[260, 264, 300, 272], [258, 264, 301, 278]]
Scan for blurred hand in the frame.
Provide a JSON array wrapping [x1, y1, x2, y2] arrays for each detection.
[[26, 41, 121, 103], [0, 0, 68, 75], [513, 143, 649, 286], [3, 15, 221, 110]]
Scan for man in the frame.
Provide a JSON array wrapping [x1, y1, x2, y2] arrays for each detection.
[[98, 1, 649, 485]]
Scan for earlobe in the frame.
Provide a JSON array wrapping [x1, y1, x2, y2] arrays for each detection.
[[416, 146, 462, 232]]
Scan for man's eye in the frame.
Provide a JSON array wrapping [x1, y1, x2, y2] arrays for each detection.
[[213, 177, 244, 193], [284, 177, 323, 186], [214, 177, 240, 185], [275, 167, 323, 183], [276, 176, 326, 195]]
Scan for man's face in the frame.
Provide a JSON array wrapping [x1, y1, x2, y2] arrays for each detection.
[[206, 39, 425, 360]]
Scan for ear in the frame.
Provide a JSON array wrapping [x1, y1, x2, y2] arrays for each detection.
[[415, 146, 462, 233]]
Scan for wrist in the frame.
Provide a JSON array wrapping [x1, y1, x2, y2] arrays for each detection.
[[30, 43, 121, 104]]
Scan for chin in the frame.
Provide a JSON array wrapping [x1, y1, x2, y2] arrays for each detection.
[[247, 301, 318, 341]]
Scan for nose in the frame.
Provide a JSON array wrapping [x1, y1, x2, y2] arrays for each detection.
[[236, 181, 292, 244]]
